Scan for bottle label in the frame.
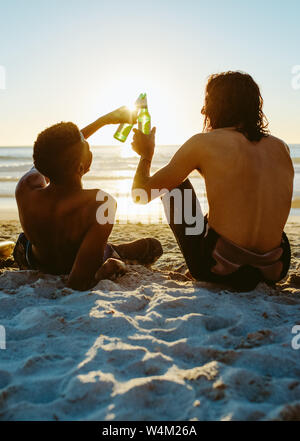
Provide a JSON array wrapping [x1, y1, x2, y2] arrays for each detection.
[[114, 123, 133, 141], [138, 112, 151, 134], [143, 121, 151, 134], [121, 124, 133, 137], [138, 120, 151, 134]]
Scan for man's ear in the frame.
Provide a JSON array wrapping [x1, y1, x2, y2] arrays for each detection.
[[78, 162, 85, 176]]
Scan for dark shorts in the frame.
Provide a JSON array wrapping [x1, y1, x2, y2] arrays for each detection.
[[13, 233, 38, 270], [195, 216, 291, 291], [13, 233, 120, 272]]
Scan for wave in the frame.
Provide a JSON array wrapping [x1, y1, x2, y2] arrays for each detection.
[[0, 163, 32, 172], [0, 155, 32, 160], [0, 167, 299, 183], [0, 152, 298, 186], [0, 177, 19, 182], [0, 175, 143, 183]]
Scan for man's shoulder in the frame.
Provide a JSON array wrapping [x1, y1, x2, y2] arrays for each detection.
[[186, 132, 212, 143], [198, 131, 290, 155], [187, 130, 227, 146], [181, 132, 213, 154], [15, 169, 46, 198], [267, 135, 291, 154]]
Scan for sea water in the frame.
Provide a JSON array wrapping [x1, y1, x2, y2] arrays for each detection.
[[0, 144, 299, 223]]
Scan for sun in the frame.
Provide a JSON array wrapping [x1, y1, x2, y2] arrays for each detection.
[[89, 67, 173, 146]]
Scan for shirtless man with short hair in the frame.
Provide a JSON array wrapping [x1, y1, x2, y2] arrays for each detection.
[[14, 107, 163, 291], [131, 71, 294, 290]]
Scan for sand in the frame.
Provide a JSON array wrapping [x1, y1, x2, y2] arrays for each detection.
[[0, 220, 300, 421]]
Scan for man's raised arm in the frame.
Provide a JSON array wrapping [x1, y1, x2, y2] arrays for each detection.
[[131, 129, 203, 204], [81, 106, 137, 139]]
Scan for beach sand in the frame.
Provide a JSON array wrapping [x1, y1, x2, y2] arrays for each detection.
[[0, 219, 300, 421]]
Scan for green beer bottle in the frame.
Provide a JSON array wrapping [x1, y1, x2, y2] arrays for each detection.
[[114, 93, 144, 143], [113, 122, 133, 142], [138, 93, 151, 134]]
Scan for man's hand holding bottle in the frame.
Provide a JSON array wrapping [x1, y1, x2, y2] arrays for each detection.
[[106, 106, 138, 125], [131, 127, 156, 161]]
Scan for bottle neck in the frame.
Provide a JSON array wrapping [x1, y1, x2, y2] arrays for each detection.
[[139, 106, 148, 113]]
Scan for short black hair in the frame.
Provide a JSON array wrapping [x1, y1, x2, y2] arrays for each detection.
[[33, 122, 83, 182], [202, 71, 269, 142]]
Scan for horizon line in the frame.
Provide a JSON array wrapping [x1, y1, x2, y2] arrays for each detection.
[[0, 144, 185, 148], [0, 142, 300, 148]]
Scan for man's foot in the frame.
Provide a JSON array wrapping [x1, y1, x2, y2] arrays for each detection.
[[95, 258, 127, 281], [113, 238, 163, 265]]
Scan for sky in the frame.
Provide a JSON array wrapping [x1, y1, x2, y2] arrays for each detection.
[[0, 0, 299, 146]]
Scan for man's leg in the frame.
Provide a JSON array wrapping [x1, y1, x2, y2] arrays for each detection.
[[94, 237, 163, 282], [112, 238, 163, 265], [161, 179, 208, 279]]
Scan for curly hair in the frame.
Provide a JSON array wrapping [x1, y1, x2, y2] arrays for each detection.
[[33, 122, 83, 182], [202, 71, 269, 142]]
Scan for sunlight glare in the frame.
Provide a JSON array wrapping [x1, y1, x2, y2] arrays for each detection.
[[90, 67, 177, 145], [120, 143, 138, 158]]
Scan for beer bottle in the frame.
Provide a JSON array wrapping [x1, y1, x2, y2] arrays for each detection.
[[114, 93, 144, 142], [138, 93, 151, 134]]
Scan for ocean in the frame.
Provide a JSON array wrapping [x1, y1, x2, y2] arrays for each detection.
[[0, 144, 299, 223]]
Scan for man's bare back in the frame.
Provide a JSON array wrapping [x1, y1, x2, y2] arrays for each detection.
[[16, 174, 110, 275], [197, 129, 294, 252]]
